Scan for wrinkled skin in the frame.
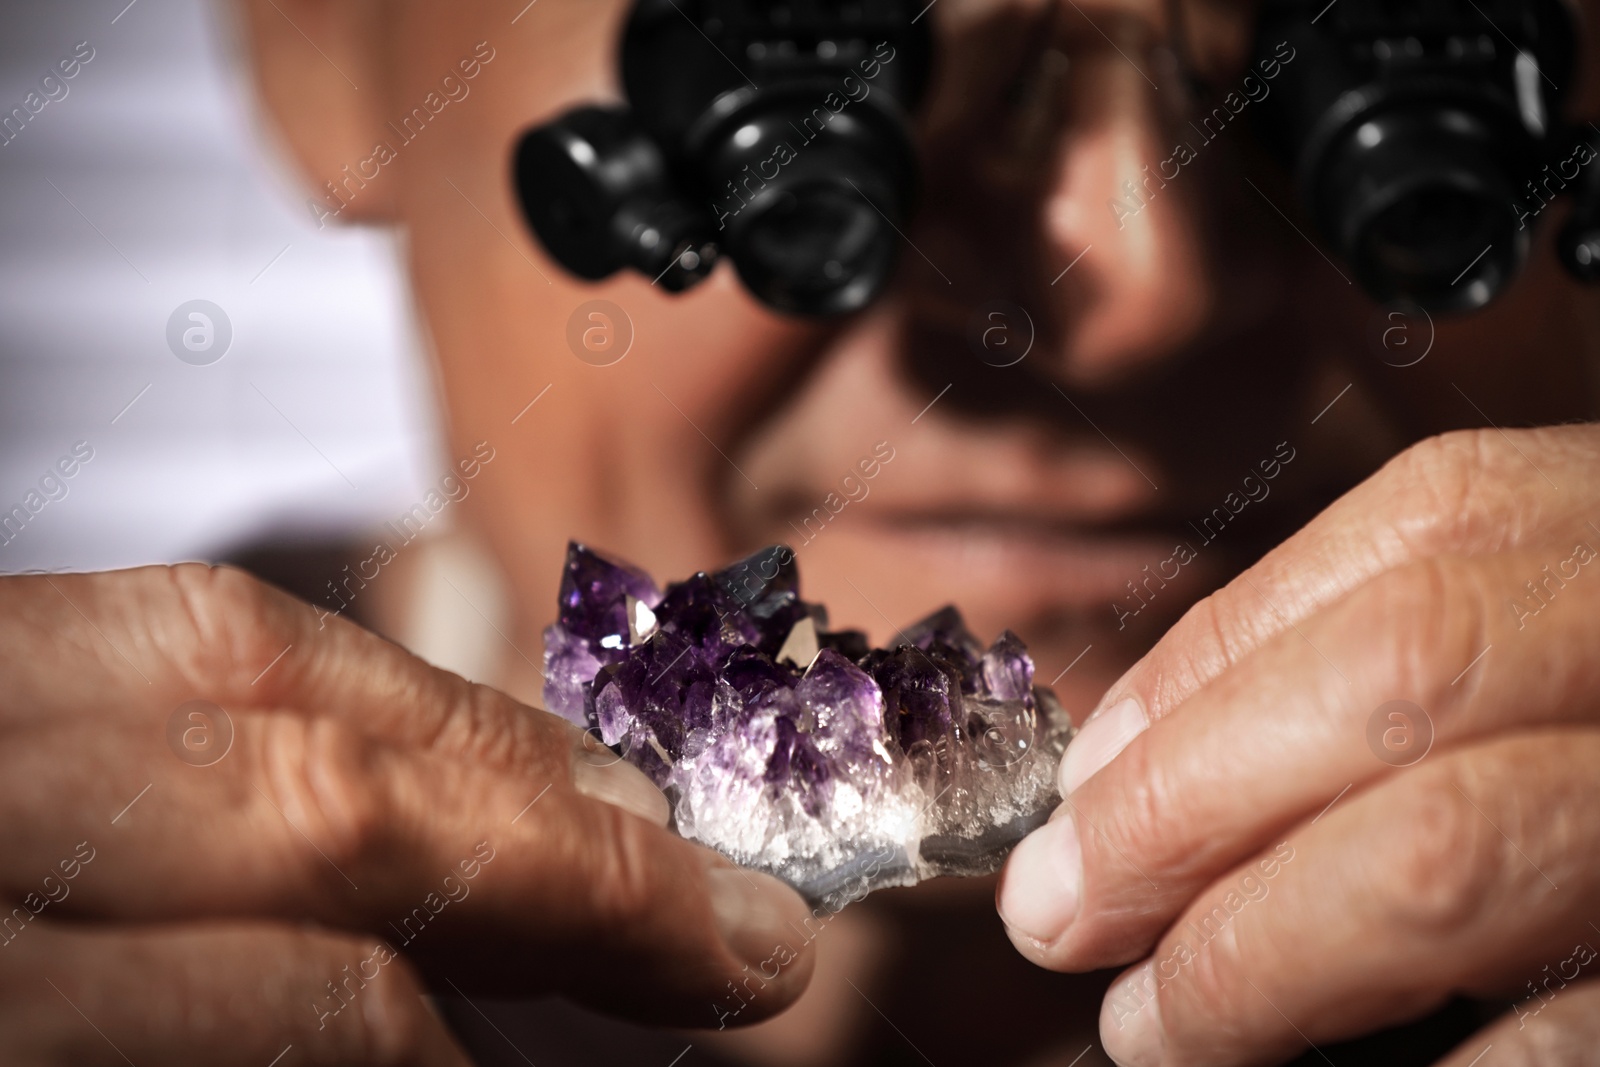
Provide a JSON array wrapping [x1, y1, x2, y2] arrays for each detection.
[[998, 426, 1600, 1063], [0, 567, 811, 1064]]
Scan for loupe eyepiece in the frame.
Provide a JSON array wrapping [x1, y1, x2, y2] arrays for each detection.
[[1253, 0, 1575, 313], [1556, 129, 1600, 281], [732, 181, 896, 314], [517, 0, 1595, 321], [513, 106, 718, 290], [686, 84, 917, 315], [1559, 220, 1600, 281], [512, 0, 930, 317], [1318, 107, 1526, 311]]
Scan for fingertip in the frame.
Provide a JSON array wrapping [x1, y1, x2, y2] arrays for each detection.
[[359, 956, 475, 1067], [704, 865, 817, 1020], [996, 810, 1082, 959], [570, 735, 671, 826], [1058, 695, 1147, 797], [1100, 961, 1165, 1067]]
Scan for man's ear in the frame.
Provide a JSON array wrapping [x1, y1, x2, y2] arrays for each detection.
[[235, 0, 396, 222]]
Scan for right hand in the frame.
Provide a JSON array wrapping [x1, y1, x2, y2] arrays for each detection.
[[0, 564, 813, 1065]]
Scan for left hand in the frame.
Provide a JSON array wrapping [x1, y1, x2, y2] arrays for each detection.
[[995, 425, 1600, 1065]]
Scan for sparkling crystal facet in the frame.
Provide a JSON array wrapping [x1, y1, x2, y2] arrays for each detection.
[[776, 615, 821, 669], [542, 542, 664, 726], [540, 541, 1075, 908]]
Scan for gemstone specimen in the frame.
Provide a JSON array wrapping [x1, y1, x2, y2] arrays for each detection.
[[542, 542, 1075, 909]]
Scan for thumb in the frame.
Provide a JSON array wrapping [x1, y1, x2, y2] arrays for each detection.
[[403, 768, 819, 1027]]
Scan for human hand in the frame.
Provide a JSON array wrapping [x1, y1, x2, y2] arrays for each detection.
[[996, 426, 1600, 1064], [0, 565, 812, 1064]]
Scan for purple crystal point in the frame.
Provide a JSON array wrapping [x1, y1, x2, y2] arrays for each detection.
[[540, 542, 1076, 909], [540, 623, 605, 724], [866, 646, 964, 752], [557, 542, 661, 642], [980, 630, 1035, 702], [713, 544, 800, 619], [616, 633, 711, 749], [542, 542, 666, 726], [654, 573, 762, 656], [723, 646, 800, 709], [796, 650, 888, 757], [716, 544, 847, 663], [902, 605, 984, 669]]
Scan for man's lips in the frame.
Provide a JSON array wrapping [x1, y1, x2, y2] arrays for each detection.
[[737, 433, 1288, 635], [743, 424, 1164, 531], [722, 307, 1311, 632]]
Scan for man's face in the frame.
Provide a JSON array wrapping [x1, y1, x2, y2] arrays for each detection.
[[316, 0, 1600, 710]]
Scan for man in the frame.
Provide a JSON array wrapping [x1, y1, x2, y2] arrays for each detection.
[[1, 0, 1597, 1063]]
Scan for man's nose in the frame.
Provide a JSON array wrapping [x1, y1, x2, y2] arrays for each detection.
[[1039, 21, 1217, 387]]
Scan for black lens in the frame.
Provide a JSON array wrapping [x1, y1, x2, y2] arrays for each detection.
[[687, 88, 917, 316], [516, 0, 932, 312], [1317, 107, 1524, 312], [734, 183, 894, 314], [513, 106, 717, 286], [514, 108, 650, 279], [1355, 180, 1515, 310], [1247, 0, 1577, 313]]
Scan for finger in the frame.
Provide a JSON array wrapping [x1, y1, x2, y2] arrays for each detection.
[[999, 546, 1600, 969], [1434, 980, 1600, 1067], [7, 564, 669, 819], [0, 710, 813, 1025], [1095, 732, 1600, 1067], [1074, 426, 1600, 738], [1, 564, 546, 766], [0, 919, 470, 1066]]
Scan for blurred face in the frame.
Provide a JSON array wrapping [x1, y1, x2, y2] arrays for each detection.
[[310, 0, 1600, 710]]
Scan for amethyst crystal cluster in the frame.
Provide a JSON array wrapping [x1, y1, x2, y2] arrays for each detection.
[[543, 542, 1075, 908]]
